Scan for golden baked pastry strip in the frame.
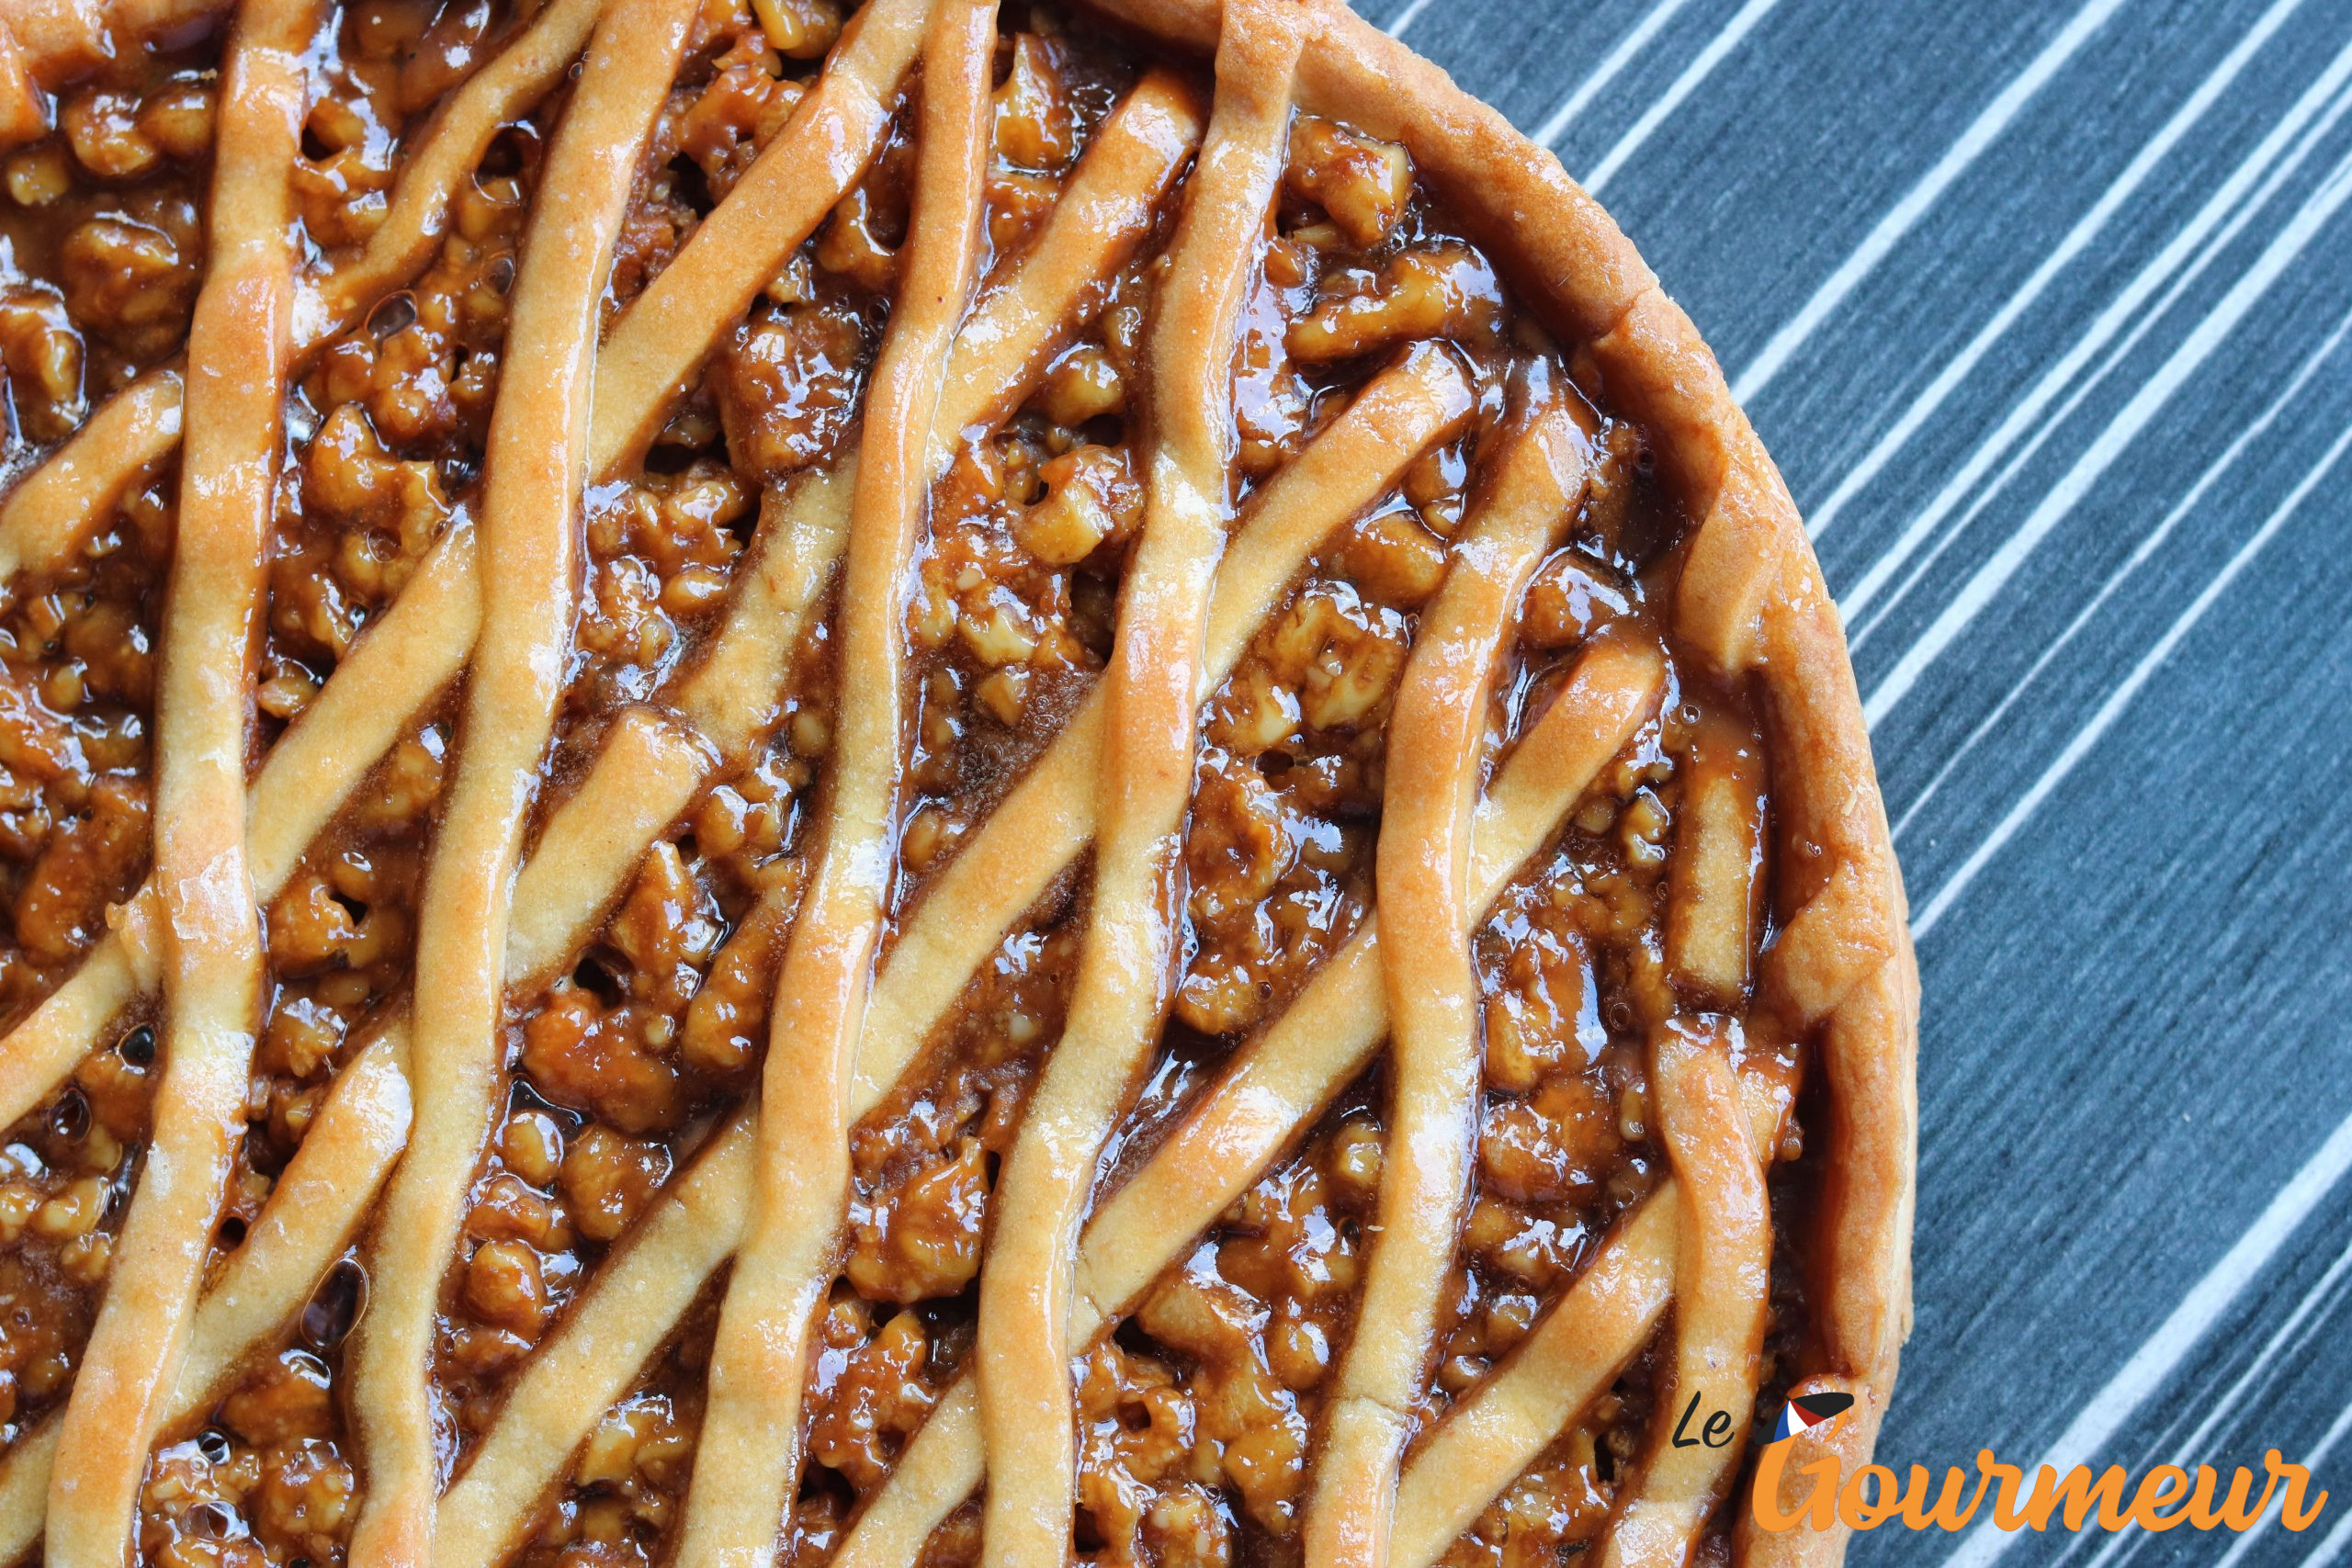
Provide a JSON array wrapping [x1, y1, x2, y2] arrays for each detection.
[[1389, 1064, 1784, 1568], [501, 470, 854, 998], [345, 2, 699, 1557], [427, 345, 1484, 1561], [1668, 705, 1770, 1006], [0, 0, 607, 589], [1307, 379, 1592, 1568], [1094, 0, 1905, 1022], [833, 632, 1675, 1566], [506, 65, 1206, 988], [922, 69, 1204, 466], [43, 1, 311, 1555], [0, 3, 1919, 1559], [0, 1024, 410, 1561], [434, 1110, 754, 1568], [678, 6, 994, 1560], [975, 4, 1299, 1555], [1593, 1023, 1773, 1568]]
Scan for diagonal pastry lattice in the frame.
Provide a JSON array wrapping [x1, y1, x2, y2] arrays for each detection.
[[0, 0, 1918, 1563]]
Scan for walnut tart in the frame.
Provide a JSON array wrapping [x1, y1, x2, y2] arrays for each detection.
[[0, 0, 1917, 1563]]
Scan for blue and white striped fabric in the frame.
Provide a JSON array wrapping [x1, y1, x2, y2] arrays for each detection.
[[1355, 1, 2352, 1562]]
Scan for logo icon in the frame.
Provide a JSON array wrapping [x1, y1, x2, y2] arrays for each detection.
[[1770, 1389, 1854, 1445]]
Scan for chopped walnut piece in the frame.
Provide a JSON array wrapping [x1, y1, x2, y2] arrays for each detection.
[[1479, 1076, 1622, 1204], [1284, 116, 1413, 249], [993, 35, 1075, 171], [250, 1438, 356, 1559], [14, 775, 148, 966], [608, 841, 727, 1013], [1482, 914, 1600, 1094], [806, 1298, 936, 1489], [560, 1124, 673, 1243], [1521, 550, 1632, 649], [677, 30, 808, 197], [752, 0, 842, 58], [1287, 244, 1504, 364], [60, 196, 203, 360], [1330, 508, 1447, 610], [1074, 1338, 1197, 1553], [1137, 1269, 1312, 1534], [62, 88, 164, 182], [712, 299, 869, 480], [576, 1390, 693, 1490], [847, 1136, 987, 1303], [815, 182, 899, 293], [467, 1171, 572, 1251], [1035, 344, 1125, 428], [680, 884, 794, 1074], [1014, 444, 1140, 567], [4, 144, 73, 207], [220, 1348, 337, 1447], [0, 284, 86, 442], [463, 1237, 550, 1337], [1265, 581, 1410, 732]]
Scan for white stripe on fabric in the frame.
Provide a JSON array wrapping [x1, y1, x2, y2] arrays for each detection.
[[1863, 147, 2352, 728], [1732, 0, 2136, 401], [1384, 0, 1434, 40], [2295, 1493, 2352, 1568], [1530, 0, 1696, 149], [2210, 1395, 2352, 1568], [2069, 1224, 2352, 1568], [1909, 417, 2352, 940], [1845, 59, 2352, 643], [1802, 0, 2313, 543], [1583, 0, 1782, 196], [1939, 1087, 2352, 1568], [1890, 305, 2352, 842]]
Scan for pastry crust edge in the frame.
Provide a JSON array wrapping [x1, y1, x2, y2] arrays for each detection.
[[1080, 2, 1919, 1558]]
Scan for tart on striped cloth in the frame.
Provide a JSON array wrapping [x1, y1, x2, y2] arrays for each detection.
[[0, 0, 1916, 1562]]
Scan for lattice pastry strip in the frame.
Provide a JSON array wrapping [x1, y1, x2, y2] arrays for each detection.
[[345, 2, 700, 1554], [504, 68, 1207, 993], [434, 1109, 753, 1568], [1390, 1063, 1785, 1567], [0, 8, 1197, 1127], [43, 1, 311, 1553], [1591, 1023, 1775, 1567], [1307, 376, 1593, 1566], [0, 63, 1213, 1528], [433, 633, 1666, 1568], [974, 3, 1301, 1554], [855, 344, 1475, 1109], [0, 518, 481, 1130], [680, 6, 995, 1557], [585, 0, 933, 473]]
